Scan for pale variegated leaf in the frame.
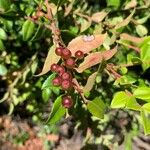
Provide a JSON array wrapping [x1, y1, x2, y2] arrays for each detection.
[[76, 47, 117, 73], [115, 9, 135, 29], [124, 0, 137, 10], [83, 72, 97, 93], [91, 11, 108, 23], [120, 33, 144, 43], [67, 33, 107, 56], [35, 45, 60, 76]]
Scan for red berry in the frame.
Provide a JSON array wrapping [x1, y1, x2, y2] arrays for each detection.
[[50, 63, 58, 72], [61, 80, 72, 90], [62, 96, 73, 108], [55, 47, 63, 56], [61, 48, 71, 59], [61, 72, 72, 80], [75, 50, 84, 59], [52, 77, 62, 86], [57, 65, 65, 76], [65, 58, 75, 68]]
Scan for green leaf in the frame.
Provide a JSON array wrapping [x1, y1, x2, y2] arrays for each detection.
[[106, 0, 120, 8], [141, 110, 150, 135], [0, 0, 11, 11], [0, 64, 7, 76], [42, 88, 52, 102], [133, 87, 150, 101], [87, 97, 106, 119], [47, 95, 66, 124], [142, 103, 150, 113], [136, 25, 148, 37], [42, 73, 56, 90], [126, 96, 141, 111], [111, 91, 128, 108], [22, 20, 35, 41], [140, 39, 150, 70], [0, 28, 7, 40], [0, 39, 5, 51], [30, 24, 45, 41]]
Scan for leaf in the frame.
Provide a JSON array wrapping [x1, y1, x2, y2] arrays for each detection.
[[106, 0, 120, 8], [36, 45, 60, 76], [120, 33, 144, 43], [111, 91, 128, 108], [0, 64, 7, 76], [115, 9, 135, 29], [83, 72, 97, 93], [0, 0, 11, 11], [42, 73, 56, 90], [8, 103, 14, 115], [42, 88, 52, 102], [22, 20, 35, 41], [133, 87, 150, 101], [30, 24, 45, 41], [80, 18, 91, 32], [76, 47, 117, 73], [136, 25, 148, 37], [87, 97, 106, 119], [91, 11, 108, 23], [0, 39, 5, 51], [124, 0, 137, 10], [47, 95, 66, 124], [126, 95, 141, 111], [142, 103, 150, 113], [67, 33, 107, 56], [0, 28, 7, 40], [141, 110, 150, 135]]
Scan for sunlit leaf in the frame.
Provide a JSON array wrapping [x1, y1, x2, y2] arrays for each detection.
[[36, 45, 60, 76], [91, 11, 108, 23], [67, 33, 107, 56], [76, 47, 117, 73], [124, 0, 137, 10], [133, 87, 150, 101], [0, 64, 7, 76], [120, 33, 144, 43], [141, 110, 150, 135], [115, 9, 135, 29], [111, 91, 128, 108], [83, 72, 97, 93]]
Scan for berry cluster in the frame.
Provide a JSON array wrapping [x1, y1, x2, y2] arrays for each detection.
[[50, 47, 84, 109]]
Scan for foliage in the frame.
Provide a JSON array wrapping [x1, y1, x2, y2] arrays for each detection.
[[1, 0, 150, 148]]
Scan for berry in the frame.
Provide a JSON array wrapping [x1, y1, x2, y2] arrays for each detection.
[[61, 80, 72, 90], [50, 63, 58, 72], [62, 96, 73, 108], [61, 48, 71, 59], [61, 72, 72, 80], [65, 58, 75, 68], [52, 77, 62, 86], [75, 50, 84, 59], [57, 65, 65, 76], [55, 47, 63, 56]]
